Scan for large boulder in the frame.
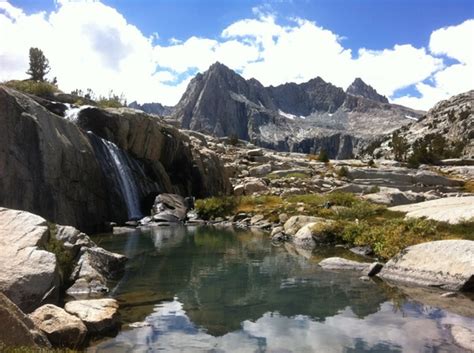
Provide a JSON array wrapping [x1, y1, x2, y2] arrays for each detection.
[[292, 220, 337, 249], [0, 293, 51, 348], [65, 299, 120, 334], [283, 215, 324, 236], [0, 208, 60, 312], [68, 247, 127, 298], [54, 225, 94, 258], [152, 193, 188, 222], [379, 240, 474, 291], [249, 164, 272, 177], [29, 304, 87, 348], [389, 196, 474, 224]]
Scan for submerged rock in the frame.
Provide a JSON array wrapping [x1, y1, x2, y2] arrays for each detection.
[[379, 240, 474, 291], [0, 293, 51, 348], [65, 299, 120, 334], [29, 304, 87, 348], [319, 257, 383, 277]]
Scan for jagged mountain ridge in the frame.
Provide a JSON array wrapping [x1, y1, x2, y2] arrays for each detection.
[[170, 62, 423, 158], [346, 78, 389, 104], [128, 101, 174, 116]]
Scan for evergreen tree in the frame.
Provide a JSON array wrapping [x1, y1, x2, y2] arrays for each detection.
[[26, 47, 50, 81]]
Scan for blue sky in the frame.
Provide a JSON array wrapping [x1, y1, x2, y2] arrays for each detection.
[[2, 0, 474, 109]]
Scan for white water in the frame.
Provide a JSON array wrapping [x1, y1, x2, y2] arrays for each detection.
[[101, 138, 143, 220], [63, 104, 93, 122]]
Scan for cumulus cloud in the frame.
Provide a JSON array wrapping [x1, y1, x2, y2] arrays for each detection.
[[0, 1, 472, 109]]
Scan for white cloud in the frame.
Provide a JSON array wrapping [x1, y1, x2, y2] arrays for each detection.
[[0, 1, 472, 108]]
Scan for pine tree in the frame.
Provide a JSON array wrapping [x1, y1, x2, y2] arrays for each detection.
[[26, 47, 50, 81]]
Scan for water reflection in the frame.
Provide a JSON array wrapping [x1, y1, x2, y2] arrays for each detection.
[[90, 226, 473, 353]]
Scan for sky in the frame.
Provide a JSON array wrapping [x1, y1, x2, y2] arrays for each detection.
[[0, 0, 473, 110]]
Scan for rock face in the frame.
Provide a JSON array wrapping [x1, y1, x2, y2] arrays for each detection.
[[171, 62, 421, 158], [379, 240, 474, 291], [389, 196, 474, 224], [29, 304, 87, 348], [377, 90, 474, 159], [0, 293, 51, 348], [0, 86, 109, 232], [0, 86, 230, 231], [346, 78, 389, 104], [76, 105, 231, 199], [65, 299, 120, 334], [0, 208, 60, 313]]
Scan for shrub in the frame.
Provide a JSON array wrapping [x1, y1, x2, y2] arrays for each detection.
[[336, 166, 349, 178], [195, 197, 237, 220], [45, 223, 74, 284], [4, 79, 58, 98], [317, 149, 329, 163], [391, 131, 409, 161]]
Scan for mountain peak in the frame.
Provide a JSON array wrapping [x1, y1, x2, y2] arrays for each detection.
[[346, 78, 389, 104]]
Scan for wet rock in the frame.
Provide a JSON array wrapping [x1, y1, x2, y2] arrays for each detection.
[[29, 304, 87, 348], [250, 214, 265, 225], [379, 240, 474, 291], [0, 293, 51, 348], [389, 196, 474, 224], [65, 299, 120, 335], [152, 193, 188, 223], [350, 246, 374, 257], [367, 262, 384, 277], [319, 257, 371, 272], [0, 208, 60, 312]]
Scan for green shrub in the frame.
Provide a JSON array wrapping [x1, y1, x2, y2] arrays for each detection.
[[336, 166, 349, 178], [335, 200, 382, 220], [46, 223, 74, 283], [4, 79, 58, 98], [317, 149, 329, 162], [195, 197, 237, 220], [326, 192, 356, 207]]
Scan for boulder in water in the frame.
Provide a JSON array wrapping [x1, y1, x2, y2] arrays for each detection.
[[152, 193, 188, 223], [379, 240, 474, 291], [65, 299, 120, 334]]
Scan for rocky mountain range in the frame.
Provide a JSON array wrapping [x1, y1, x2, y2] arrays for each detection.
[[164, 62, 422, 158], [128, 101, 174, 116], [376, 90, 473, 159]]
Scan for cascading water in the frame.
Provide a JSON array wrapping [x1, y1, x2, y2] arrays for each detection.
[[63, 104, 92, 122], [88, 132, 144, 221]]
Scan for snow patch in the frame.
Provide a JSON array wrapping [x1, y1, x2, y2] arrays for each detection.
[[405, 115, 418, 121], [279, 109, 306, 120]]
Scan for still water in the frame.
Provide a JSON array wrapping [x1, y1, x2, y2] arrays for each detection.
[[88, 226, 473, 353]]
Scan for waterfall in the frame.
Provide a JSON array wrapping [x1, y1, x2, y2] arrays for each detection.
[[88, 132, 143, 220], [63, 104, 93, 122]]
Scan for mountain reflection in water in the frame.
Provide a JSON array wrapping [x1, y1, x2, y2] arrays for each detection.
[[89, 226, 473, 353]]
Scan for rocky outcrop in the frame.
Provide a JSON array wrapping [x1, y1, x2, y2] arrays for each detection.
[[389, 196, 474, 224], [65, 299, 120, 334], [346, 78, 389, 104], [0, 86, 230, 230], [0, 293, 51, 348], [171, 62, 421, 158], [377, 90, 473, 159], [76, 106, 231, 198], [379, 240, 474, 291], [292, 220, 336, 249], [0, 86, 109, 232], [29, 304, 87, 348], [0, 208, 60, 313]]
